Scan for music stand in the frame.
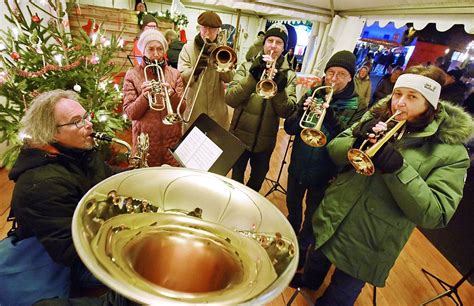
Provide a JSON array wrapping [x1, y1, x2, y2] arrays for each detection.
[[170, 113, 246, 176], [420, 267, 473, 305], [264, 136, 293, 197]]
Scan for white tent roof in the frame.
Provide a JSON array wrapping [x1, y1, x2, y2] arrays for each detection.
[[185, 0, 474, 33]]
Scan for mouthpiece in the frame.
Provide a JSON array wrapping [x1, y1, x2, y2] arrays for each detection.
[[91, 132, 113, 142]]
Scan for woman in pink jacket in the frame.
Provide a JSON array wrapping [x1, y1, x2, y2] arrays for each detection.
[[123, 29, 185, 166]]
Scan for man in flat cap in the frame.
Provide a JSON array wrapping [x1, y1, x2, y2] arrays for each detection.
[[178, 11, 234, 129], [225, 23, 297, 192]]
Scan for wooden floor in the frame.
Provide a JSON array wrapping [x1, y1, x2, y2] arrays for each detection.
[[1, 129, 473, 305]]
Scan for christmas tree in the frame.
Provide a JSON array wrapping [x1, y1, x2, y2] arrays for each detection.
[[0, 0, 128, 168]]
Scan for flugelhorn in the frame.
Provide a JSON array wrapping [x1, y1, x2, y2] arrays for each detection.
[[92, 132, 149, 168], [347, 110, 406, 176], [256, 50, 278, 99], [209, 29, 237, 73], [72, 167, 298, 304], [299, 85, 334, 147], [144, 60, 183, 125]]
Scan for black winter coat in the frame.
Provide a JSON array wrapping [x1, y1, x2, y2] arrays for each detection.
[[9, 144, 119, 266]]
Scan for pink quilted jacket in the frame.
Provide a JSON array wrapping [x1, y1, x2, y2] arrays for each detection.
[[123, 63, 185, 167]]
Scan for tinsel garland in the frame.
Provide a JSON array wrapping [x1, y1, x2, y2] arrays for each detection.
[[15, 58, 82, 78]]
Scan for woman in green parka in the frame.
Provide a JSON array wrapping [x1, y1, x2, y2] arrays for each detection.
[[290, 65, 473, 305]]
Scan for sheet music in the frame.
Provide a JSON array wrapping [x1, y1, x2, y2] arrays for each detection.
[[174, 127, 223, 171]]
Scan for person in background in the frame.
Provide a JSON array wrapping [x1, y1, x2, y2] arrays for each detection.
[[132, 14, 158, 66], [286, 47, 298, 70], [225, 23, 296, 192], [8, 90, 123, 301], [291, 65, 473, 305], [284, 50, 366, 268], [123, 29, 185, 167], [440, 69, 467, 105], [178, 11, 233, 129], [164, 29, 184, 69], [354, 65, 371, 108], [370, 66, 403, 107], [245, 31, 265, 62]]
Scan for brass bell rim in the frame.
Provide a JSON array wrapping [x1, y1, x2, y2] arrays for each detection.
[[347, 148, 375, 176], [300, 128, 327, 147]]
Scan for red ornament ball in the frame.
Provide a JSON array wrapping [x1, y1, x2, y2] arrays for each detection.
[[11, 52, 20, 61], [32, 15, 41, 23]]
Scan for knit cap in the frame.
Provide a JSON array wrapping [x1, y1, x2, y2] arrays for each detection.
[[138, 29, 168, 53], [325, 50, 356, 78], [264, 23, 288, 47]]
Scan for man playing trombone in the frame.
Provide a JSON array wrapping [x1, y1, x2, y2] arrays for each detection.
[[283, 51, 366, 267], [178, 11, 234, 130], [123, 29, 185, 167], [225, 24, 296, 192]]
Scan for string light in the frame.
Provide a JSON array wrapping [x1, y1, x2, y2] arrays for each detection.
[[91, 33, 98, 46], [0, 43, 5, 51], [99, 114, 108, 122], [12, 28, 19, 41], [54, 54, 63, 66]]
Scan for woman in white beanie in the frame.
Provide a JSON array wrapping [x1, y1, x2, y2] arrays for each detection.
[[123, 29, 186, 167], [291, 65, 473, 304]]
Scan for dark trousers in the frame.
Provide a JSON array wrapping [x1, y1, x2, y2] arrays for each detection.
[[304, 248, 365, 305], [231, 149, 273, 192], [286, 174, 326, 249]]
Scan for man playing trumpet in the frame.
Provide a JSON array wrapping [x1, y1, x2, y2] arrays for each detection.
[[225, 24, 296, 192], [284, 50, 366, 268], [178, 11, 233, 129], [123, 29, 185, 167]]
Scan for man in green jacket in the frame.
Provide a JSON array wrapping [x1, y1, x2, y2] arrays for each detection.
[[291, 66, 473, 305], [225, 24, 296, 191]]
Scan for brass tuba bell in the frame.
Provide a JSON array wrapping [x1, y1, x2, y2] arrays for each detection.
[[72, 168, 298, 304]]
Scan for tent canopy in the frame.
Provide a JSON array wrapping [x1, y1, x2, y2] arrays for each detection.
[[185, 0, 474, 33]]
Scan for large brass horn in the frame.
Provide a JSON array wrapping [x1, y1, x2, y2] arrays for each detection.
[[347, 110, 406, 176], [299, 85, 334, 147], [72, 168, 298, 304], [256, 50, 277, 99], [144, 60, 183, 125], [209, 29, 237, 73]]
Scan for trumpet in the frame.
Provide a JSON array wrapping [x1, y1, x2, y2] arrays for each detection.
[[209, 29, 237, 73], [144, 60, 183, 125], [299, 85, 334, 147], [347, 110, 406, 176], [256, 50, 277, 99]]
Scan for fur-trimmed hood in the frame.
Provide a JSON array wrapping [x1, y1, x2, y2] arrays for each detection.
[[367, 96, 474, 145]]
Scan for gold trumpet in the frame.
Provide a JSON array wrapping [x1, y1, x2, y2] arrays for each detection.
[[209, 29, 237, 73], [144, 60, 183, 125], [256, 50, 278, 99], [347, 110, 406, 176], [299, 85, 334, 147]]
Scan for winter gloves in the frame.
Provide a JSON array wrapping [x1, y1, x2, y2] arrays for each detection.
[[352, 118, 404, 174], [249, 55, 287, 93]]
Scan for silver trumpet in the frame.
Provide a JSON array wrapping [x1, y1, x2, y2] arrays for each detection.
[[144, 60, 183, 125]]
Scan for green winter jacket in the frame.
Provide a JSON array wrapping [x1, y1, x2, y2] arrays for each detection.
[[313, 99, 473, 287], [225, 59, 297, 153]]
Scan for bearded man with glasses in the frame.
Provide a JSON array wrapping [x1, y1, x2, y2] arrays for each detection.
[[283, 50, 367, 269], [6, 89, 124, 302]]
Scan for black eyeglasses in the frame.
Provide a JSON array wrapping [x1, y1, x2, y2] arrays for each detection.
[[56, 112, 92, 129]]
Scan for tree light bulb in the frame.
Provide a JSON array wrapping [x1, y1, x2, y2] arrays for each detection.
[[99, 114, 108, 122], [54, 54, 63, 66], [0, 43, 5, 51]]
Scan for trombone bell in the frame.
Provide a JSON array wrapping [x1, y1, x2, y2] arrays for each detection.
[[210, 45, 237, 73]]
